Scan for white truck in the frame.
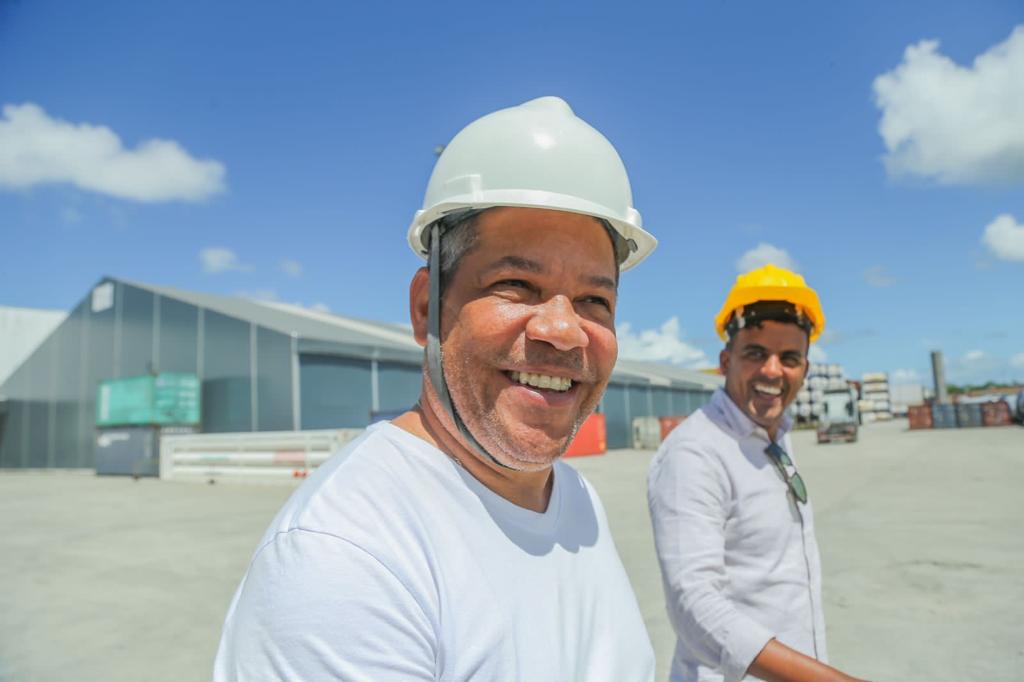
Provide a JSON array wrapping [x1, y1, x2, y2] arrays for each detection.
[[817, 387, 859, 444]]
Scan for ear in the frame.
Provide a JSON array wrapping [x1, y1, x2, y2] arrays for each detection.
[[719, 347, 730, 376], [409, 267, 430, 347]]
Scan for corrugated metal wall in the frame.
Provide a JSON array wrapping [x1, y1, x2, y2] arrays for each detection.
[[0, 278, 714, 469], [0, 281, 299, 468], [299, 355, 372, 429], [600, 382, 710, 449], [0, 301, 92, 469]]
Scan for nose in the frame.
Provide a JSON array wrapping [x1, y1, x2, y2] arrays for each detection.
[[525, 295, 590, 352], [761, 354, 783, 379]]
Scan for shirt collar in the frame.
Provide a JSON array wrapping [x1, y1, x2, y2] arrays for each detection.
[[709, 387, 793, 444]]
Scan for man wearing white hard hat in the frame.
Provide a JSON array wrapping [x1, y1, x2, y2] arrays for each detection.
[[215, 97, 658, 680]]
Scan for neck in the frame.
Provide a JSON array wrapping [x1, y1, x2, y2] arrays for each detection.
[[391, 402, 554, 513], [722, 387, 785, 443]]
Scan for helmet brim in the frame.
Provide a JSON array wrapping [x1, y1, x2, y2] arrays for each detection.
[[408, 192, 656, 272]]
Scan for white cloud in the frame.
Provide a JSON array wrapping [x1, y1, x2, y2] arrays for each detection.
[[200, 247, 250, 274], [808, 345, 828, 363], [736, 243, 798, 273], [864, 265, 895, 287], [1011, 353, 1024, 369], [946, 349, 1010, 385], [288, 300, 331, 313], [235, 289, 279, 302], [0, 102, 225, 201], [891, 368, 922, 384], [982, 213, 1024, 262], [873, 27, 1024, 185], [617, 317, 710, 368], [280, 259, 304, 277]]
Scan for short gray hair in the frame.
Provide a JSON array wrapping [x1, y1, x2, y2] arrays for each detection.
[[428, 211, 482, 298], [428, 209, 625, 297]]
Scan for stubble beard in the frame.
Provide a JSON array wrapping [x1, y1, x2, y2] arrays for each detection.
[[442, 348, 598, 472]]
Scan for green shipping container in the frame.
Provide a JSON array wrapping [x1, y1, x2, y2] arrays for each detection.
[[96, 373, 200, 427]]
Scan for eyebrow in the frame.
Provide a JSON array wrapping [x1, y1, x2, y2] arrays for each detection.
[[481, 255, 544, 276], [480, 255, 617, 292], [742, 343, 805, 358]]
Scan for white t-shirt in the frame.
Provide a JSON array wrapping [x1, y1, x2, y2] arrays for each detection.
[[215, 422, 654, 681]]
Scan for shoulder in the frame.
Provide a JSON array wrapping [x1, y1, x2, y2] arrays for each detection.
[[256, 424, 451, 563], [219, 526, 438, 679], [649, 408, 727, 475], [274, 426, 412, 521], [219, 426, 447, 679], [647, 408, 732, 501], [240, 424, 451, 613], [247, 527, 415, 598]]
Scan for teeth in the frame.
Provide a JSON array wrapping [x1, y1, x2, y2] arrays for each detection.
[[754, 383, 782, 396], [510, 371, 572, 392]]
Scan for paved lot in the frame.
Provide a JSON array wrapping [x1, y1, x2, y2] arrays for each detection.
[[1, 420, 1021, 681]]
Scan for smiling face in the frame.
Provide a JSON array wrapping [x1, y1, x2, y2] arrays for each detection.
[[720, 320, 809, 439], [415, 207, 619, 471]]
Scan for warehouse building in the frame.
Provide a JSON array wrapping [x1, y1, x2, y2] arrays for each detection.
[[0, 277, 720, 469], [0, 304, 67, 385]]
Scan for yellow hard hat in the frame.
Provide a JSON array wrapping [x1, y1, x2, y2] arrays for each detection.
[[714, 264, 826, 342]]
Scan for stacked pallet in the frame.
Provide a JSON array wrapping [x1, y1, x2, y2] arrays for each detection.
[[795, 363, 847, 425], [860, 372, 892, 423]]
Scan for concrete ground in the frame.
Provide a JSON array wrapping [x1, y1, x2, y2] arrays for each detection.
[[1, 420, 1021, 681]]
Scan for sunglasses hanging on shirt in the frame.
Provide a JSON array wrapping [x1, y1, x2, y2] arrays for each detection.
[[765, 442, 808, 504]]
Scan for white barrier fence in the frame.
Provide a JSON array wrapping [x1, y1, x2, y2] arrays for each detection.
[[160, 429, 365, 482]]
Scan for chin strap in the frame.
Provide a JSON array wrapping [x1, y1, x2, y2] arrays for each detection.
[[426, 221, 512, 470]]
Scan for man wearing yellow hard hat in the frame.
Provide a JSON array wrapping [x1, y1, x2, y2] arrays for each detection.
[[648, 264, 866, 682]]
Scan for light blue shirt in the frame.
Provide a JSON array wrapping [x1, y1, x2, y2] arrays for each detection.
[[648, 388, 828, 682]]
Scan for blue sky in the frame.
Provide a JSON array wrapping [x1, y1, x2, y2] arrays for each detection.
[[1, 0, 1022, 386]]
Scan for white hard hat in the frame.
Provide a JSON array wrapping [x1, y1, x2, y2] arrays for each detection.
[[407, 96, 657, 271]]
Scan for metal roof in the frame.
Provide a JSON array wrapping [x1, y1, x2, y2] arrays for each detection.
[[121, 278, 422, 363], [614, 358, 724, 390], [118, 278, 721, 391]]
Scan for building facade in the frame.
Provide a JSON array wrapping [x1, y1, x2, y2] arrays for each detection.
[[0, 278, 719, 468]]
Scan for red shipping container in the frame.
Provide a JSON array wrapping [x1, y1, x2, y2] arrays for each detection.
[[659, 415, 688, 441], [981, 401, 1013, 427], [564, 413, 606, 458], [907, 405, 933, 430]]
